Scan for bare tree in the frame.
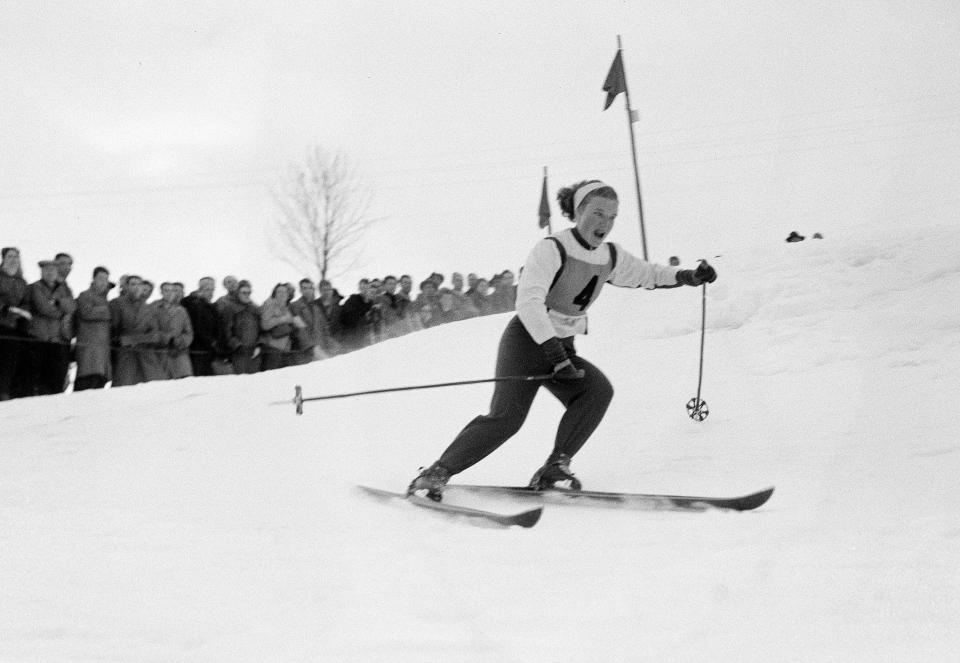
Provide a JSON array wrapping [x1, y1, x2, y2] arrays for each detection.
[[271, 146, 378, 282]]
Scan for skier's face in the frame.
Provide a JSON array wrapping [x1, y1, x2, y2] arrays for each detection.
[[575, 195, 618, 248]]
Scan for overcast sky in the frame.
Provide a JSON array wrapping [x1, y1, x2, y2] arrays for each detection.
[[3, 1, 959, 297]]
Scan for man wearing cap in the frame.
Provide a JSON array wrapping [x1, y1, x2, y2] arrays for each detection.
[[23, 259, 77, 395], [74, 266, 115, 391]]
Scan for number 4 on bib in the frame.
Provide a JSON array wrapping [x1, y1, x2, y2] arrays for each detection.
[[572, 276, 598, 311]]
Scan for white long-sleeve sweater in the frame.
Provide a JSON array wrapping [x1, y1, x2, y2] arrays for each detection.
[[515, 228, 681, 344]]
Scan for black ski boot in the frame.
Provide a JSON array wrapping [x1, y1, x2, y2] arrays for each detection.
[[528, 453, 582, 491], [407, 461, 451, 502]]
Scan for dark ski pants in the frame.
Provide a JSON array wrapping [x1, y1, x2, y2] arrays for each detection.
[[438, 316, 613, 475]]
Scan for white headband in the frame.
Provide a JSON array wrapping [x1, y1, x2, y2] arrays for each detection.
[[573, 181, 610, 212]]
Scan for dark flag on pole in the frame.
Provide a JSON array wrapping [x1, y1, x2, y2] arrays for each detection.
[[602, 50, 627, 110], [601, 37, 649, 259], [538, 167, 552, 231]]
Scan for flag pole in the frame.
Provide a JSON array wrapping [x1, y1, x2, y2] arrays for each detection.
[[616, 35, 649, 260]]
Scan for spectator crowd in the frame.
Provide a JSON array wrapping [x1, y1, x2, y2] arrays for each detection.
[[0, 246, 517, 400]]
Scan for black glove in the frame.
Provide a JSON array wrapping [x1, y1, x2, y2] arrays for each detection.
[[676, 260, 717, 286], [695, 261, 717, 284], [540, 337, 585, 384]]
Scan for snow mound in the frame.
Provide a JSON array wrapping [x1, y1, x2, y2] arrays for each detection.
[[2, 223, 958, 662]]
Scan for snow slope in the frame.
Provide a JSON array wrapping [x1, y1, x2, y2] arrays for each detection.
[[2, 224, 959, 662]]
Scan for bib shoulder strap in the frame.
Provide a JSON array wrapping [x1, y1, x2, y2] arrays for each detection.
[[546, 237, 567, 290]]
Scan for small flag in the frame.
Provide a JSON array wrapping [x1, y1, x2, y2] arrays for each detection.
[[602, 50, 627, 110], [629, 109, 639, 123], [538, 170, 551, 229]]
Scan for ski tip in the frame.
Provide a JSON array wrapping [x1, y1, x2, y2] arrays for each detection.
[[514, 507, 544, 528], [738, 486, 775, 511]]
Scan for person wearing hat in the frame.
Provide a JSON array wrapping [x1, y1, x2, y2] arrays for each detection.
[[22, 259, 77, 395], [408, 179, 717, 501], [74, 266, 115, 391]]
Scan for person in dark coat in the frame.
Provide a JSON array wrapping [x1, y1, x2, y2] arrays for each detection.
[[338, 280, 376, 353], [74, 266, 114, 391], [315, 279, 342, 357], [0, 247, 31, 400], [220, 280, 261, 374], [375, 275, 407, 340], [181, 277, 220, 376], [396, 274, 419, 333], [23, 260, 76, 395]]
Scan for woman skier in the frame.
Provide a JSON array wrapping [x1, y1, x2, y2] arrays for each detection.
[[408, 180, 716, 501]]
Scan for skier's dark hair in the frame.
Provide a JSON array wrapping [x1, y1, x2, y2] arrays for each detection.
[[557, 180, 618, 220]]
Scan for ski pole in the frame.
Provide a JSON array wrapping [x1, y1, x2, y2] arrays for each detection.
[[278, 374, 554, 415], [686, 282, 709, 421]]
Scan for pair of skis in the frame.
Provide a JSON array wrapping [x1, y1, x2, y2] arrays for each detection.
[[358, 484, 775, 529]]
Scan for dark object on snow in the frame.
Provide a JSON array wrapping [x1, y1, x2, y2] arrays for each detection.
[[812, 232, 823, 239], [786, 231, 805, 243]]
